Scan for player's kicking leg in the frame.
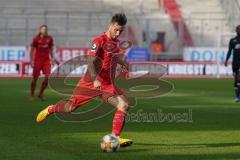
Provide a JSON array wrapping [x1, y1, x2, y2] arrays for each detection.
[[36, 81, 100, 123], [36, 101, 78, 123], [107, 95, 133, 147], [36, 94, 93, 123]]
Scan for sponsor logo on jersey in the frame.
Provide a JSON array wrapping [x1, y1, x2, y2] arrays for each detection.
[[91, 43, 98, 51]]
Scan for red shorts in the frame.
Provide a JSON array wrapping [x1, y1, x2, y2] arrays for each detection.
[[33, 61, 51, 77], [69, 79, 123, 107]]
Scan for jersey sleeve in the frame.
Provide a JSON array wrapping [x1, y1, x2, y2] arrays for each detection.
[[31, 37, 38, 48], [89, 38, 102, 57]]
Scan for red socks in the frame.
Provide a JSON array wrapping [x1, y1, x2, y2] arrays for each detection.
[[112, 110, 126, 137]]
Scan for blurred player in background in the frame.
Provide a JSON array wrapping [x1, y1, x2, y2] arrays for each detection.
[[36, 13, 133, 147], [225, 25, 240, 102], [29, 25, 54, 101]]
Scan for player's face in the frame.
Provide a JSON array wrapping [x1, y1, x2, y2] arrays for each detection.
[[109, 23, 125, 39], [39, 26, 48, 36]]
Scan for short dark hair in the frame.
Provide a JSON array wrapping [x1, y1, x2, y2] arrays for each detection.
[[236, 25, 240, 32], [111, 13, 127, 26]]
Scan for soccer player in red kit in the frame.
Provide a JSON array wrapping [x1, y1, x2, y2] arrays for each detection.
[[29, 25, 54, 101], [36, 13, 133, 147]]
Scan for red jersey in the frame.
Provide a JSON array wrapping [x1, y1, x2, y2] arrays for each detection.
[[84, 33, 120, 85], [31, 35, 53, 62]]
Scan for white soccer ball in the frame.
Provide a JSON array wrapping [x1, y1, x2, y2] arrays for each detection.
[[100, 134, 120, 152]]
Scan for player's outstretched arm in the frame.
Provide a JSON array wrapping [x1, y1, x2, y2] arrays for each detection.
[[30, 46, 36, 67], [49, 38, 54, 65], [115, 55, 128, 72], [225, 39, 233, 66], [87, 56, 98, 80], [87, 56, 101, 89]]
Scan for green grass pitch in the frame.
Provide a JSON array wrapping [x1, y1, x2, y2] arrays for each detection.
[[1, 78, 240, 160]]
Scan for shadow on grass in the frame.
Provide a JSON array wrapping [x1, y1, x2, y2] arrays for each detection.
[[135, 142, 240, 149], [118, 148, 150, 153]]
